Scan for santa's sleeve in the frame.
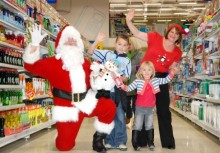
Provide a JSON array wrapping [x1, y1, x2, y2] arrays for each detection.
[[24, 56, 56, 81], [23, 44, 41, 64]]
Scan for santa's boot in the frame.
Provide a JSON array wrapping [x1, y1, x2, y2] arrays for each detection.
[[92, 131, 107, 153], [132, 130, 141, 151], [0, 117, 5, 137], [146, 129, 155, 151]]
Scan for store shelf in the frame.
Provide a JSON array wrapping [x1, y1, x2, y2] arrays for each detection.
[[0, 63, 24, 70], [176, 93, 220, 105], [207, 52, 220, 59], [170, 106, 220, 139], [0, 19, 26, 33], [41, 28, 57, 39], [204, 28, 220, 41], [23, 95, 52, 101], [0, 85, 24, 89], [0, 104, 25, 111], [205, 98, 220, 104], [2, 0, 26, 16], [0, 41, 25, 51], [0, 120, 55, 148]]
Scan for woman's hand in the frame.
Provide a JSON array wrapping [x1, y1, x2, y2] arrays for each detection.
[[126, 8, 135, 21], [96, 32, 107, 43]]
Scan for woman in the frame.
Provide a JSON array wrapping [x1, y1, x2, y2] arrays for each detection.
[[126, 9, 185, 149]]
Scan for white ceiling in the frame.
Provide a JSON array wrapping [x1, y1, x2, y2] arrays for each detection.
[[109, 0, 210, 25]]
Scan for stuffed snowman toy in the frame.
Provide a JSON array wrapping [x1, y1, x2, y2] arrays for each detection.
[[90, 60, 120, 98]]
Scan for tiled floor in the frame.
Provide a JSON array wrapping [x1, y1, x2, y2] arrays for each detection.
[[0, 110, 220, 153]]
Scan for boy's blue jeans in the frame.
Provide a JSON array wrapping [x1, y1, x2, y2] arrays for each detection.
[[104, 93, 127, 147]]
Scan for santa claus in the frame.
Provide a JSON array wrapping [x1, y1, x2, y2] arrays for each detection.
[[23, 24, 116, 152]]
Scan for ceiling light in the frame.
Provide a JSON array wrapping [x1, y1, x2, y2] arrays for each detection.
[[110, 9, 127, 12], [134, 20, 148, 22], [179, 2, 197, 5], [144, 3, 161, 6], [134, 23, 147, 25], [181, 19, 186, 21], [174, 12, 190, 15], [157, 20, 172, 22], [110, 3, 127, 7], [193, 7, 205, 10], [127, 5, 143, 7], [127, 8, 143, 11], [160, 8, 173, 11]]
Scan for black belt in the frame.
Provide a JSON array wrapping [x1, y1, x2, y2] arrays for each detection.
[[52, 88, 87, 102]]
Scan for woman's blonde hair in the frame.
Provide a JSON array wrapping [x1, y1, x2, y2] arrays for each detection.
[[136, 61, 155, 80]]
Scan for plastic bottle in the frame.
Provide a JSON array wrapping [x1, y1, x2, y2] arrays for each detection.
[[199, 103, 204, 120]]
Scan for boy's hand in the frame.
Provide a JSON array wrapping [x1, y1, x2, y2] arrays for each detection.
[[96, 32, 107, 43], [126, 8, 135, 21]]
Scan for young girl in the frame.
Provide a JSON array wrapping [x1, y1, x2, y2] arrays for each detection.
[[113, 61, 178, 151]]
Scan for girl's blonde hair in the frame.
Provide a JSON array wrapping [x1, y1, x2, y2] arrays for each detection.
[[136, 61, 155, 80]]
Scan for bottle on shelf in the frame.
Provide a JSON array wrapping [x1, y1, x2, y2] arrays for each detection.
[[0, 112, 5, 137]]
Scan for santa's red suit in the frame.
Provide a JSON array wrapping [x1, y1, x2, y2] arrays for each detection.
[[23, 25, 116, 152]]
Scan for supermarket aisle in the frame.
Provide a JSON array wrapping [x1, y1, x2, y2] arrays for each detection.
[[0, 111, 219, 153]]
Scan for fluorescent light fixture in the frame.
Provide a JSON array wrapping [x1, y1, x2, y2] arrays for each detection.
[[110, 3, 127, 7], [193, 7, 205, 10], [127, 8, 143, 11], [160, 8, 173, 11], [179, 2, 197, 5], [134, 20, 148, 22], [185, 23, 193, 25], [134, 23, 147, 25], [110, 9, 127, 12], [144, 3, 161, 6], [127, 5, 143, 7], [181, 19, 186, 21], [174, 12, 190, 15], [157, 20, 172, 22]]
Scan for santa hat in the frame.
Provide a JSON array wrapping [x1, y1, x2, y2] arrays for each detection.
[[55, 24, 84, 49], [167, 24, 189, 35]]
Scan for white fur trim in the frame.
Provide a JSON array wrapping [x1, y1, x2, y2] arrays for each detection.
[[69, 65, 86, 93], [56, 26, 84, 54], [52, 106, 79, 122], [73, 89, 98, 115], [23, 44, 40, 64], [94, 118, 114, 134]]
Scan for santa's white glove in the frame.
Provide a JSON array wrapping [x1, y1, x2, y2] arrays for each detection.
[[90, 62, 102, 77], [29, 24, 48, 46]]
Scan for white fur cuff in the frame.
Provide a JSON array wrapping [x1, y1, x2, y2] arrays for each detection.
[[94, 118, 114, 134], [52, 106, 79, 122], [23, 44, 40, 64], [73, 89, 98, 115]]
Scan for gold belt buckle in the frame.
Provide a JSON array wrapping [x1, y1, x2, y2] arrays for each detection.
[[72, 93, 80, 102]]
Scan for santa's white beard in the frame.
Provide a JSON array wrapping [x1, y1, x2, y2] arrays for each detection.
[[56, 45, 84, 71]]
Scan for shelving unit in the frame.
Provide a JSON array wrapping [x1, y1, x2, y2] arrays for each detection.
[[0, 120, 55, 148], [0, 0, 56, 148], [170, 106, 220, 139], [0, 41, 25, 52], [0, 63, 24, 70], [0, 104, 25, 111], [0, 19, 26, 33], [172, 2, 220, 140]]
